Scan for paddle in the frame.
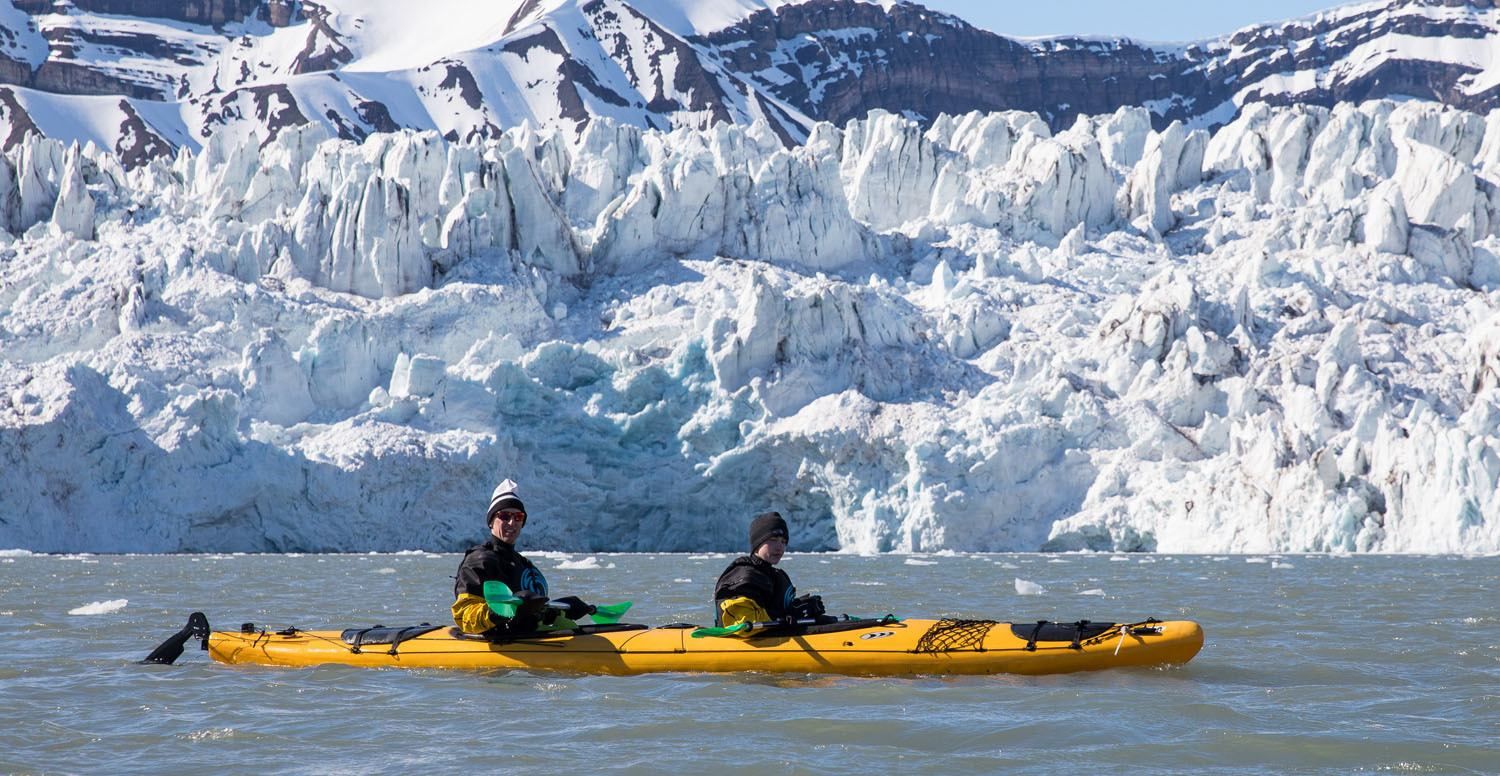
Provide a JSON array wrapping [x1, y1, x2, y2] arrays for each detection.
[[691, 614, 902, 639], [690, 622, 751, 638], [690, 617, 822, 639], [482, 581, 632, 625]]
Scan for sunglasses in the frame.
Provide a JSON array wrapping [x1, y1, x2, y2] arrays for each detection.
[[494, 511, 526, 524]]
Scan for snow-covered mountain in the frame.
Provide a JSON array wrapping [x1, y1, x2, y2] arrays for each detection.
[[7, 0, 1500, 162]]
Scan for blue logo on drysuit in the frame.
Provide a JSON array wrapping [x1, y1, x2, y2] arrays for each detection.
[[520, 567, 548, 597], [782, 585, 796, 611]]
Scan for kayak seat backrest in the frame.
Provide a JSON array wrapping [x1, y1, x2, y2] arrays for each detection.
[[341, 624, 443, 649]]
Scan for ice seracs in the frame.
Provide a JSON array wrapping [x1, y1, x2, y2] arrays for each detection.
[[0, 98, 1498, 554]]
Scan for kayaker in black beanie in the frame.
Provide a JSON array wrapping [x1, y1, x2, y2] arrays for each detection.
[[713, 511, 826, 627]]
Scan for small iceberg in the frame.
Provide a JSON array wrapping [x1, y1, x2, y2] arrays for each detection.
[[69, 599, 127, 615], [1014, 578, 1046, 596]]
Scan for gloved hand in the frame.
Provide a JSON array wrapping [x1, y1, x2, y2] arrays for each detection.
[[514, 590, 549, 619], [550, 596, 592, 620], [789, 594, 825, 619]]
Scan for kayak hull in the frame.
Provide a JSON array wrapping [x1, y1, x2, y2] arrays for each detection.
[[205, 618, 1204, 676]]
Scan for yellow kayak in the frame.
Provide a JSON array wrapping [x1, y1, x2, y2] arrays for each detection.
[[150, 613, 1203, 676]]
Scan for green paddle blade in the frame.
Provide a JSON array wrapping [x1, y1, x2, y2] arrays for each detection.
[[483, 580, 520, 620], [690, 623, 749, 639], [588, 601, 632, 625]]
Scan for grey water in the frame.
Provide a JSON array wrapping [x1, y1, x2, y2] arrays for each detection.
[[0, 552, 1495, 775]]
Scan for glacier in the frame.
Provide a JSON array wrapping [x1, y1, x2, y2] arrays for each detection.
[[1, 100, 1498, 554]]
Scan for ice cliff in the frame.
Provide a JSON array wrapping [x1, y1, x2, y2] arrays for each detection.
[[2, 101, 1498, 554]]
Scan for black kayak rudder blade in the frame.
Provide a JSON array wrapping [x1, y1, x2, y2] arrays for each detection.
[[142, 612, 211, 665]]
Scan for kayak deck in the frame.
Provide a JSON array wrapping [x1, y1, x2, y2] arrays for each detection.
[[199, 617, 1204, 676]]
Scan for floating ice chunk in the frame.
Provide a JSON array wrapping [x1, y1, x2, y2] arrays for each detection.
[[182, 728, 238, 742], [996, 562, 1020, 569], [0, 550, 34, 557], [1015, 578, 1047, 595], [69, 599, 127, 615], [1246, 557, 1269, 564], [674, 578, 693, 583], [556, 557, 602, 570], [375, 568, 396, 574], [851, 581, 886, 586], [905, 559, 938, 566], [1271, 561, 1295, 569], [1109, 556, 1130, 562], [1079, 589, 1107, 596]]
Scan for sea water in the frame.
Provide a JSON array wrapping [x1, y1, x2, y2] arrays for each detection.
[[0, 552, 1495, 774]]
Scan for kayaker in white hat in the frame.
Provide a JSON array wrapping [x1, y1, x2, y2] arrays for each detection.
[[451, 478, 588, 635]]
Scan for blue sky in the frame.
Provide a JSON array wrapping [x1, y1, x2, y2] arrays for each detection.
[[917, 1, 1360, 42]]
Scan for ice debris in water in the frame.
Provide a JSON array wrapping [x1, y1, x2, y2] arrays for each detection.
[[1079, 588, 1107, 596], [904, 558, 939, 566], [556, 557, 603, 570], [1015, 578, 1047, 595], [69, 599, 127, 615]]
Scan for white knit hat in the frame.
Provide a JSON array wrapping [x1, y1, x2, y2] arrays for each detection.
[[486, 478, 526, 523]]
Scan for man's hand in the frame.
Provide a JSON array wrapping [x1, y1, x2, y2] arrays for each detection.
[[514, 590, 549, 619], [550, 596, 592, 620], [789, 594, 825, 619]]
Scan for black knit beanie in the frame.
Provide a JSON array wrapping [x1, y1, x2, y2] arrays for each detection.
[[748, 511, 788, 553]]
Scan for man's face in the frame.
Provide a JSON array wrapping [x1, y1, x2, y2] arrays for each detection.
[[755, 534, 787, 565], [490, 509, 526, 544]]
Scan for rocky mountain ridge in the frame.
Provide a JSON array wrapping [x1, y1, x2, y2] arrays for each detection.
[[3, 0, 1500, 165]]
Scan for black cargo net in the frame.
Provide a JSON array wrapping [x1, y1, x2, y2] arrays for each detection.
[[914, 619, 999, 654]]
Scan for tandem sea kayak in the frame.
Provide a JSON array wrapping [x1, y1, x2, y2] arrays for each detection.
[[146, 613, 1203, 676]]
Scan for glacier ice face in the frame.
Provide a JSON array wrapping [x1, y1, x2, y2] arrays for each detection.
[[1, 102, 1498, 554]]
